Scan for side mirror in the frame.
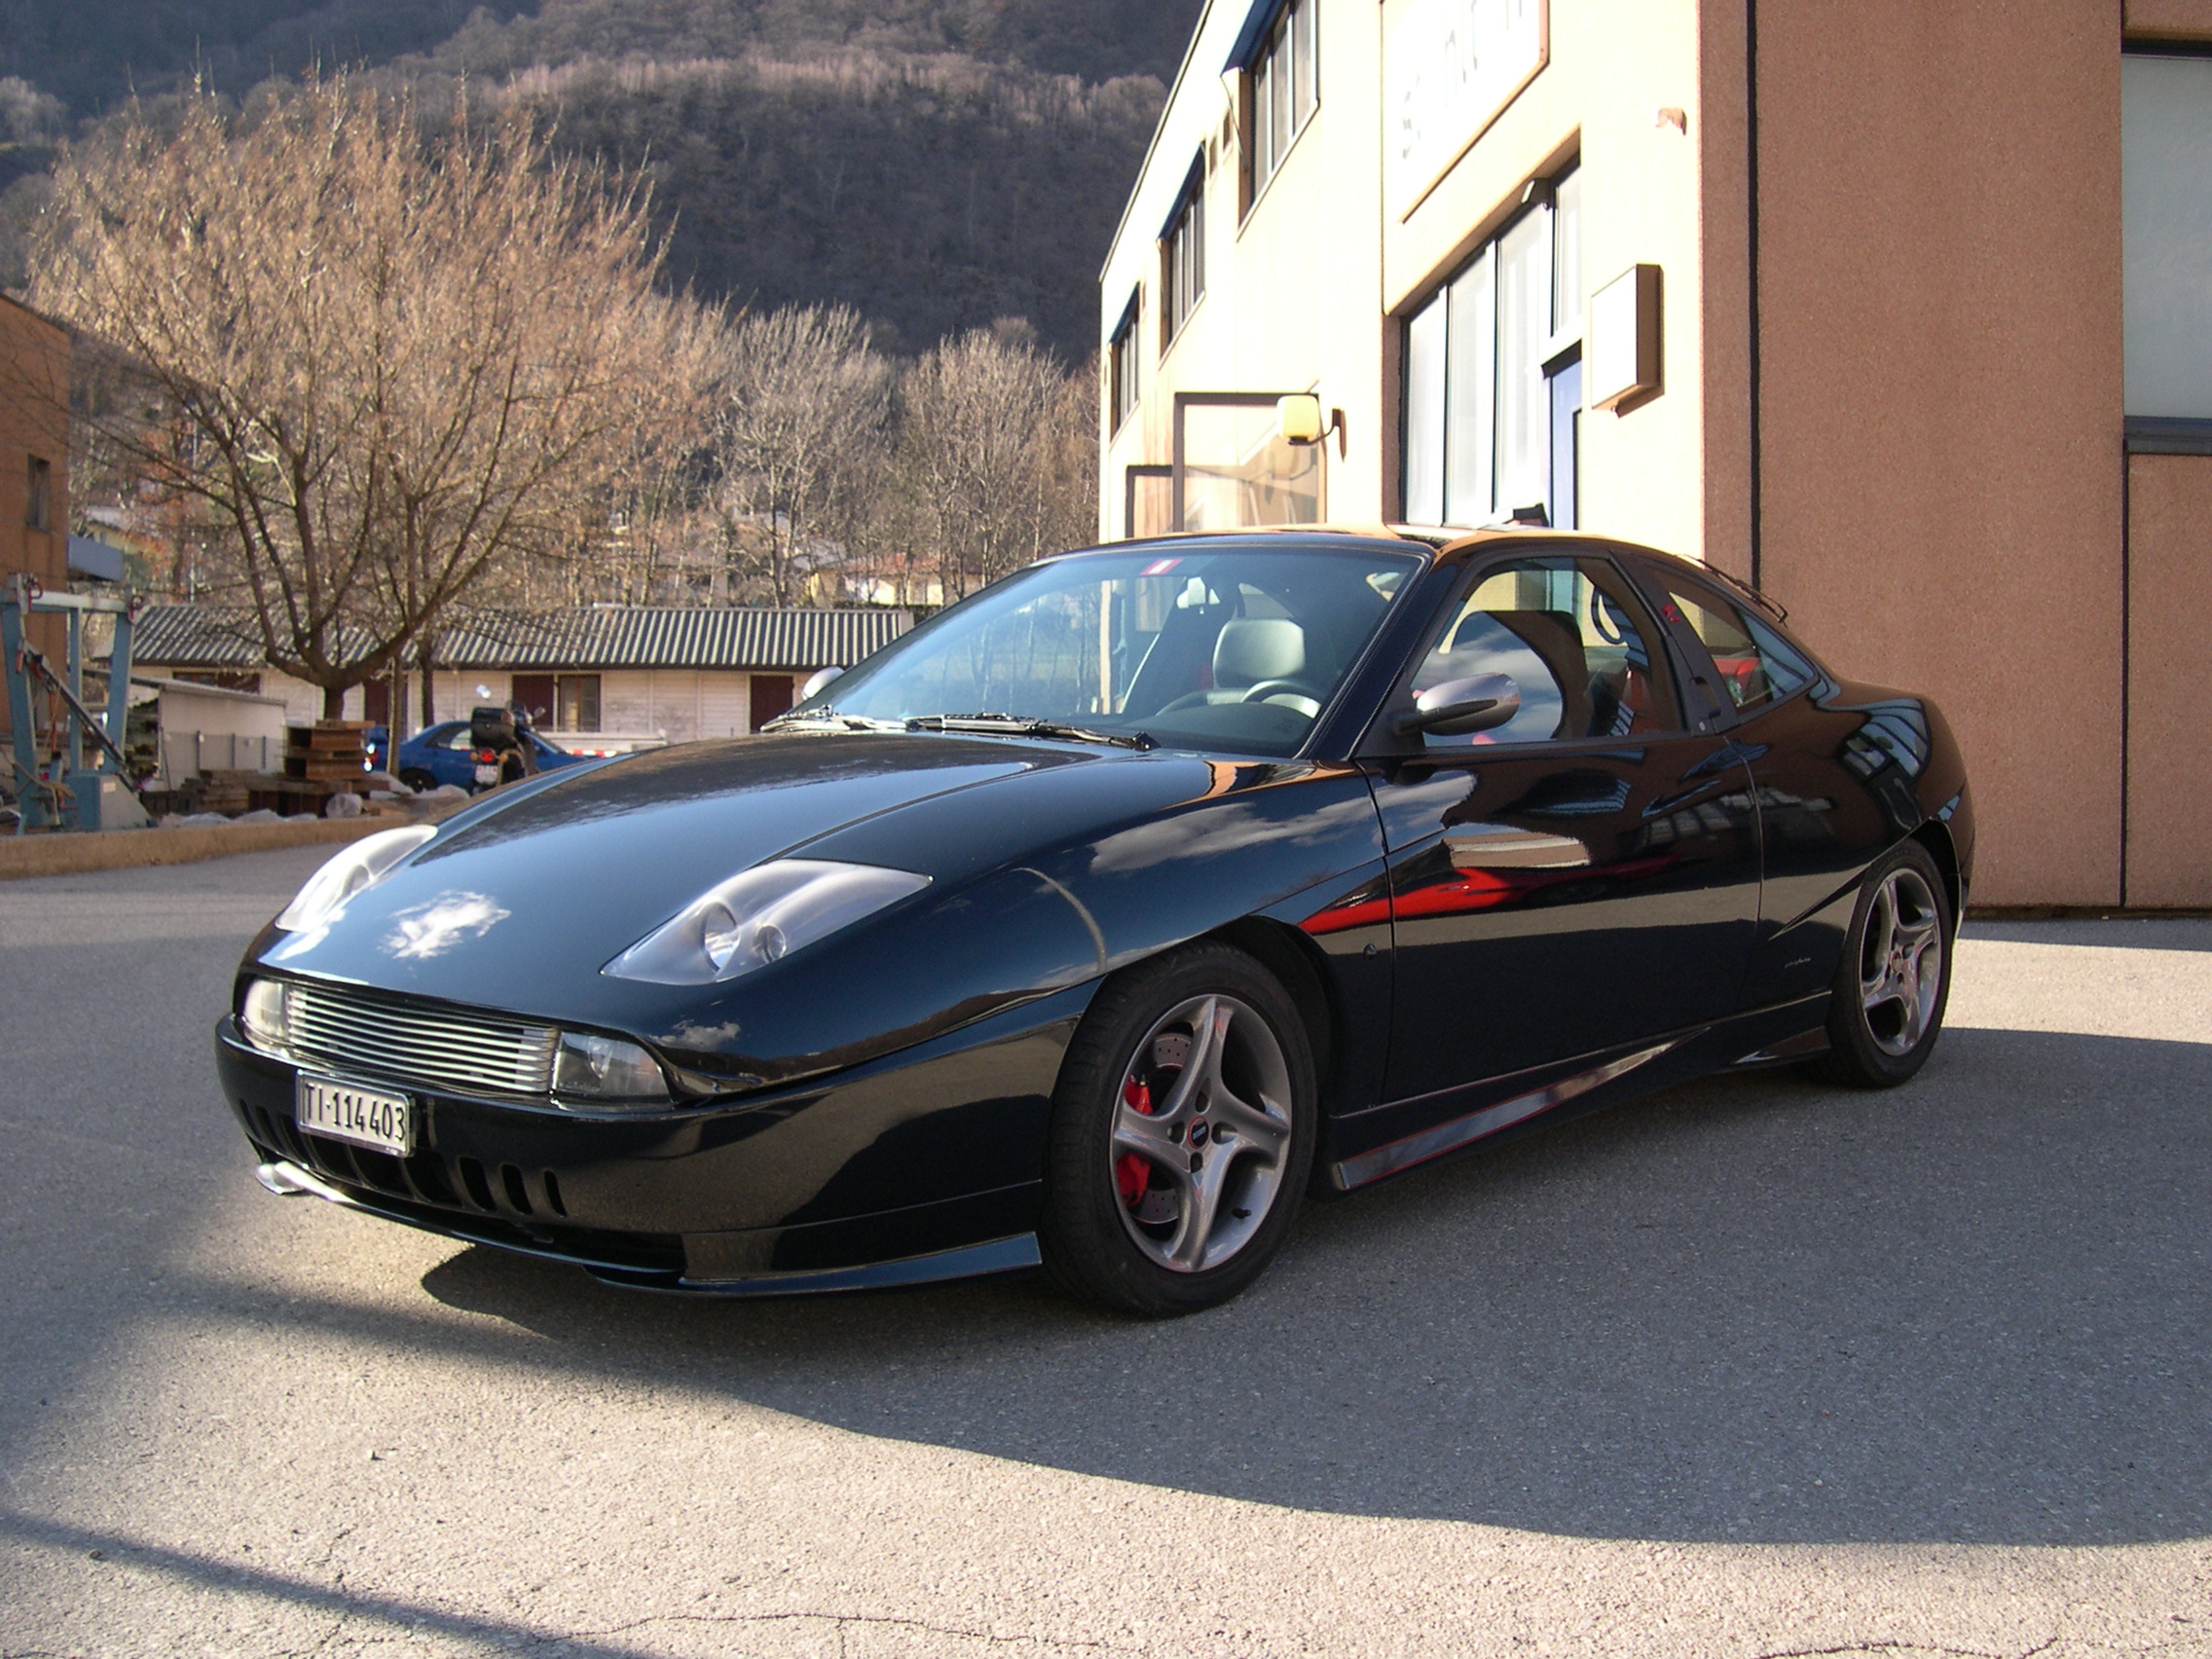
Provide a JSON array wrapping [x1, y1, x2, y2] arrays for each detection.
[[799, 665, 845, 701], [1392, 673, 1521, 738]]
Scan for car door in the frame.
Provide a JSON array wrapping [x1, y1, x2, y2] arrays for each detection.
[[427, 723, 473, 790], [1364, 551, 1764, 1101], [1638, 561, 1923, 1008]]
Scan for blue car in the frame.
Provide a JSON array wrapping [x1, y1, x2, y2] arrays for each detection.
[[389, 720, 586, 794]]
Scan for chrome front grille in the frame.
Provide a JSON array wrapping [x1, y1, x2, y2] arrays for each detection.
[[284, 983, 558, 1097]]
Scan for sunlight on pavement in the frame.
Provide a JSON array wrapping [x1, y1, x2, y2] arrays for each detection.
[[1949, 937, 2212, 1045]]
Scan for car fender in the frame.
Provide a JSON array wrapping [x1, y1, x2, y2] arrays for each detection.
[[651, 753, 1389, 1098]]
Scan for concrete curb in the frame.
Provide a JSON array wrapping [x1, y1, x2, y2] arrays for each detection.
[[0, 815, 412, 882]]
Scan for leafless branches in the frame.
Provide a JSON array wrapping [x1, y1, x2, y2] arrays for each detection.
[[28, 76, 712, 713], [713, 304, 891, 607], [876, 321, 1098, 605]]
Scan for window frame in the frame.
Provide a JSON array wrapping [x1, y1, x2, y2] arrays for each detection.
[[1108, 289, 1142, 433], [1240, 0, 1320, 221], [2122, 43, 2212, 446], [1361, 548, 1687, 756], [1160, 159, 1207, 351], [24, 455, 52, 532], [1640, 564, 1825, 728], [1398, 164, 1582, 528]]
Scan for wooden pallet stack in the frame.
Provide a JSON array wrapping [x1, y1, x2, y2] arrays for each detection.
[[195, 768, 264, 815], [284, 720, 373, 783]]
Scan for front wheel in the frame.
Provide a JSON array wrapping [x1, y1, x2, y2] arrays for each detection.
[[1040, 942, 1316, 1317], [1809, 839, 1953, 1088]]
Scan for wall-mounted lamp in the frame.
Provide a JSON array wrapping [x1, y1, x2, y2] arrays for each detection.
[[1276, 393, 1348, 458]]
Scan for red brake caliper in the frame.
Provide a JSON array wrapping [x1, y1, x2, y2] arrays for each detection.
[[1116, 1076, 1153, 1207]]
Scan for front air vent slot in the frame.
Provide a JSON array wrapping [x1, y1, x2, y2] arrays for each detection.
[[351, 1149, 410, 1198], [456, 1157, 497, 1212], [542, 1170, 567, 1216], [498, 1163, 534, 1215]]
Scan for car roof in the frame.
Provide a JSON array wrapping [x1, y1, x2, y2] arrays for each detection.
[[1085, 523, 1682, 566]]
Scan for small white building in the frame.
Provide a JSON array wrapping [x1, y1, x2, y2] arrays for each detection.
[[128, 606, 914, 744]]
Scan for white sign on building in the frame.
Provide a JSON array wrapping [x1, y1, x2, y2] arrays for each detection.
[[1384, 0, 1549, 219]]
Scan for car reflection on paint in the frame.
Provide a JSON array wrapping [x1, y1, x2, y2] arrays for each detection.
[[215, 528, 1973, 1316]]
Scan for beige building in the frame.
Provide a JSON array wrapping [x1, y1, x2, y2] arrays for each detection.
[[1100, 0, 2212, 908]]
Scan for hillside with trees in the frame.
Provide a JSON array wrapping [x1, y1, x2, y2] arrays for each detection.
[[0, 0, 1200, 359]]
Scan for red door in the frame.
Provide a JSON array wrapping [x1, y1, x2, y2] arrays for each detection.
[[750, 675, 794, 732], [510, 675, 557, 727]]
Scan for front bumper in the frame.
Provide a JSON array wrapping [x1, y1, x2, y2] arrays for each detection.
[[214, 983, 1093, 1292]]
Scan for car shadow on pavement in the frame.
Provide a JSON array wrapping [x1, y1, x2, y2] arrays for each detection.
[[420, 1025, 2212, 1550]]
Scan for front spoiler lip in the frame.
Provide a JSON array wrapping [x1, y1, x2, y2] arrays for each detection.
[[252, 1158, 1042, 1296]]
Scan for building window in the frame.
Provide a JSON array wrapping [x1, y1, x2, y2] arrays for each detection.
[[510, 673, 602, 732], [24, 456, 52, 531], [1109, 291, 1141, 432], [1161, 165, 1205, 348], [1402, 166, 1583, 528], [2123, 51, 2212, 430], [1247, 0, 1319, 205]]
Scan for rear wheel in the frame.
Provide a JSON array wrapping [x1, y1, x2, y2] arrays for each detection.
[[396, 768, 436, 793], [1809, 839, 1953, 1088], [1041, 942, 1315, 1317]]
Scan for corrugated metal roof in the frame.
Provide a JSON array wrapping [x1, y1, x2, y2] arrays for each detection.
[[431, 607, 912, 670], [128, 608, 351, 669], [129, 605, 912, 673]]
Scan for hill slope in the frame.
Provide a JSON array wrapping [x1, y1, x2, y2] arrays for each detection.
[[2, 0, 1200, 358]]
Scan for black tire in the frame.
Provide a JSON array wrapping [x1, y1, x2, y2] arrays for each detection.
[[1808, 838, 1954, 1088], [499, 754, 527, 786], [1040, 941, 1317, 1317], [396, 769, 436, 793]]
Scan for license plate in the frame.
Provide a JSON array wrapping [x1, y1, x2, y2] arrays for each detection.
[[474, 762, 499, 785], [296, 1076, 415, 1157]]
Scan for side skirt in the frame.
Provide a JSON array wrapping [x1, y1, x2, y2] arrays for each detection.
[[1332, 1039, 1685, 1190], [1323, 992, 1832, 1194], [595, 1235, 1045, 1298]]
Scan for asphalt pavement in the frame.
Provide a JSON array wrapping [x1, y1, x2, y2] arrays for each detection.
[[0, 846, 2206, 1657]]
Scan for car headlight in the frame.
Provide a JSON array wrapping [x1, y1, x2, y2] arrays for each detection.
[[276, 825, 438, 933], [552, 1031, 671, 1107], [239, 977, 293, 1051], [604, 859, 931, 986]]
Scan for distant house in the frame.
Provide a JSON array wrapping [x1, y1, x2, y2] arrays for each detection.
[[127, 606, 913, 741]]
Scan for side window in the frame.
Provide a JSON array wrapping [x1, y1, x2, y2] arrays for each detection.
[[1660, 582, 1816, 712], [1408, 556, 1678, 748]]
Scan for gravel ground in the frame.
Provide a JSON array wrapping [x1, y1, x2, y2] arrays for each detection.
[[1, 847, 2206, 1658]]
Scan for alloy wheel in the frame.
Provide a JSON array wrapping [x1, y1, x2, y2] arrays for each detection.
[[1109, 993, 1294, 1273], [1858, 866, 1944, 1056]]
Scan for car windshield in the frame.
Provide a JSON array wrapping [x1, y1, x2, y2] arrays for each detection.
[[785, 544, 1423, 756]]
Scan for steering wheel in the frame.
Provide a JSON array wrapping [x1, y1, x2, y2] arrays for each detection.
[[1239, 679, 1325, 716]]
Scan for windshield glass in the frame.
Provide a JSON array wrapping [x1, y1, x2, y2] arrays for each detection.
[[786, 544, 1422, 756]]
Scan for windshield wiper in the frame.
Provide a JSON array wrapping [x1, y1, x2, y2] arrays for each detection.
[[905, 714, 1156, 751], [760, 709, 907, 733]]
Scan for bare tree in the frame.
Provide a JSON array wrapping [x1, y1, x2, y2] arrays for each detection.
[[711, 304, 891, 607], [885, 321, 1098, 604], [0, 77, 63, 144], [27, 77, 711, 715]]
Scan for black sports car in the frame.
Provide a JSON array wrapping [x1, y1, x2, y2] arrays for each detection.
[[217, 529, 1972, 1315]]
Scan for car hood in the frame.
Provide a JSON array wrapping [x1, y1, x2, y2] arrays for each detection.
[[247, 731, 1132, 1020]]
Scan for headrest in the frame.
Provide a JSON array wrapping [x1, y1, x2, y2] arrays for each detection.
[[1214, 618, 1307, 688]]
